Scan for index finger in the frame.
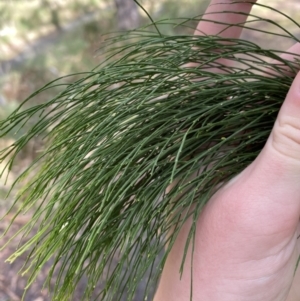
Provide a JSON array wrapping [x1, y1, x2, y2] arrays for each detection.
[[195, 0, 257, 39]]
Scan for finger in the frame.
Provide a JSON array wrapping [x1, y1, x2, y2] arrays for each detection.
[[265, 43, 300, 77], [190, 1, 257, 71], [279, 43, 300, 76], [195, 0, 257, 39], [267, 71, 300, 171], [281, 43, 300, 62]]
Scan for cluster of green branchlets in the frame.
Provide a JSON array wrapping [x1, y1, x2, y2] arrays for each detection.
[[0, 5, 300, 301]]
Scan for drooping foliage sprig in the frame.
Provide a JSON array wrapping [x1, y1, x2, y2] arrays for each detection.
[[1, 3, 300, 301]]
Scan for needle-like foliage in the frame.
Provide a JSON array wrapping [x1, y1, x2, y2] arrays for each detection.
[[1, 3, 300, 301]]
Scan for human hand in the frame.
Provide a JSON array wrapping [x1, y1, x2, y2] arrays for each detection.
[[154, 1, 300, 300]]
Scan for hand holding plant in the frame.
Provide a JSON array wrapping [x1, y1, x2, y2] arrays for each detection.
[[1, 1, 300, 300], [155, 1, 300, 300]]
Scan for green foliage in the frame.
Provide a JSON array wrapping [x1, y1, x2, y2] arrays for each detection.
[[1, 4, 300, 301]]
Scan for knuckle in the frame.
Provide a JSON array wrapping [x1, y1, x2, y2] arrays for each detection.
[[271, 115, 300, 161]]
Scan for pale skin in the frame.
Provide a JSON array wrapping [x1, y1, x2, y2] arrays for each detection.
[[154, 1, 300, 300]]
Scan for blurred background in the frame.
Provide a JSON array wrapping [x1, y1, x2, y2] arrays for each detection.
[[0, 0, 300, 300]]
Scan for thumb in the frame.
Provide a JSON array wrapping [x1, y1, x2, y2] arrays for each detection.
[[233, 71, 300, 189], [268, 71, 300, 166], [224, 72, 300, 238], [251, 71, 300, 190]]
